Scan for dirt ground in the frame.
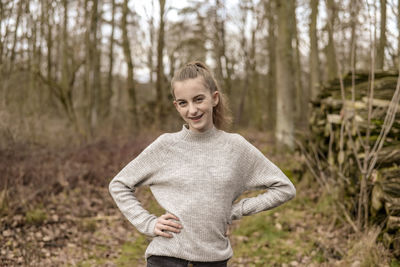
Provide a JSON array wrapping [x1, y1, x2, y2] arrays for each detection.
[[0, 130, 397, 266]]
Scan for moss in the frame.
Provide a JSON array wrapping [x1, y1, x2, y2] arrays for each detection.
[[390, 259, 400, 267], [281, 169, 294, 180], [314, 190, 338, 217], [79, 218, 97, 233], [115, 235, 149, 266], [312, 250, 325, 263], [25, 206, 47, 226], [233, 212, 299, 265], [76, 262, 93, 267], [75, 244, 110, 267], [0, 189, 8, 216], [76, 258, 107, 267]]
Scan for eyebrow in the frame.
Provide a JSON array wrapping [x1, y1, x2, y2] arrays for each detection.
[[175, 94, 205, 102]]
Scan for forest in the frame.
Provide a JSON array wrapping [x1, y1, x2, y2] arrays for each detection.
[[1, 0, 400, 266]]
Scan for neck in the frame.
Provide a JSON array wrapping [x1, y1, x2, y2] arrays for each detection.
[[179, 123, 220, 142]]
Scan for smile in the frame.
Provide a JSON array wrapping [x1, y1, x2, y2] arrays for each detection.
[[189, 114, 203, 120]]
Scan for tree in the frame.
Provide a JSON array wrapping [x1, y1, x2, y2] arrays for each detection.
[[309, 0, 320, 100], [275, 0, 295, 148], [265, 0, 277, 133], [376, 0, 386, 70], [121, 0, 139, 129], [325, 0, 338, 82], [88, 0, 102, 133], [210, 0, 233, 97], [165, 3, 207, 79], [398, 0, 400, 67], [105, 0, 116, 118], [145, 0, 155, 84], [291, 0, 306, 130], [156, 0, 166, 126], [235, 0, 251, 127]]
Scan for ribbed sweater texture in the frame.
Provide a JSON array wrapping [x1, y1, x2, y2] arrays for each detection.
[[109, 124, 296, 262]]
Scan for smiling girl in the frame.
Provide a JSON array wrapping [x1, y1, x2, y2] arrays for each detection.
[[109, 61, 296, 267]]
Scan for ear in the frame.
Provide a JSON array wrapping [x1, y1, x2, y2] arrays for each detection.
[[212, 91, 219, 107], [173, 100, 179, 111]]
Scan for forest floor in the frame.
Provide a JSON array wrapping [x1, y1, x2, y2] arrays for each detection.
[[0, 129, 399, 266]]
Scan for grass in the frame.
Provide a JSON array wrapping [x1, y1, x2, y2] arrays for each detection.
[[391, 259, 400, 267], [115, 235, 149, 266], [79, 218, 98, 233], [25, 205, 47, 226], [231, 189, 323, 266]]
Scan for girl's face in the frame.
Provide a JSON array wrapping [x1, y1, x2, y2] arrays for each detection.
[[173, 76, 219, 133]]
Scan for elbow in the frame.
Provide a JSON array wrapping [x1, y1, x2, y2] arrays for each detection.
[[279, 179, 296, 201], [109, 179, 116, 197], [288, 182, 296, 200]]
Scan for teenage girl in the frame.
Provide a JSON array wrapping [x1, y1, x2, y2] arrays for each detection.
[[109, 61, 296, 267]]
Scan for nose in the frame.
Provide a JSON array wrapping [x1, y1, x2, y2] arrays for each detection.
[[188, 102, 198, 115]]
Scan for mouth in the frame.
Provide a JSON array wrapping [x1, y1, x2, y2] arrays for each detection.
[[189, 114, 203, 121]]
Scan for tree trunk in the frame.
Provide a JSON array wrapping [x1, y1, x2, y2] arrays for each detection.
[[249, 12, 262, 130], [376, 0, 386, 70], [44, 0, 54, 111], [292, 0, 306, 130], [156, 0, 166, 127], [212, 0, 232, 98], [3, 0, 23, 108], [398, 0, 400, 69], [105, 0, 115, 118], [122, 0, 139, 129], [89, 0, 101, 133], [83, 0, 91, 131], [326, 0, 337, 82], [236, 2, 249, 127], [266, 0, 277, 134], [276, 0, 295, 149], [10, 0, 23, 66], [349, 0, 359, 102], [309, 0, 320, 100], [0, 1, 4, 67], [147, 0, 155, 84]]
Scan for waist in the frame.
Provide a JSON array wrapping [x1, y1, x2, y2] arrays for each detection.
[[147, 255, 230, 266], [145, 231, 233, 262]]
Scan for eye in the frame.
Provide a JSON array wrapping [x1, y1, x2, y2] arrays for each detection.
[[178, 101, 186, 107], [195, 97, 204, 103]]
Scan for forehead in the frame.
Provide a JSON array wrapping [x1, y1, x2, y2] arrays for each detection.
[[174, 77, 210, 100]]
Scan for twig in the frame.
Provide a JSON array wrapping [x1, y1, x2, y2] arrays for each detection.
[[337, 202, 359, 233], [294, 138, 329, 191]]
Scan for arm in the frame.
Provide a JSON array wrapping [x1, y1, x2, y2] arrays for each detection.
[[229, 136, 296, 224], [109, 134, 166, 237]]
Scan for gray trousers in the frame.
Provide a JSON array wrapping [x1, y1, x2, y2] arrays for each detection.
[[146, 255, 230, 267]]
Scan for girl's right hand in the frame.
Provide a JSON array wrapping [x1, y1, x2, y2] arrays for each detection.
[[153, 212, 183, 238]]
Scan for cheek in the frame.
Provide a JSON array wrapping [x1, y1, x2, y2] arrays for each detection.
[[177, 108, 187, 116]]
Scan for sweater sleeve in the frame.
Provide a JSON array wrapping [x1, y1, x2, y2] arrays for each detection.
[[228, 136, 296, 224], [108, 134, 167, 237]]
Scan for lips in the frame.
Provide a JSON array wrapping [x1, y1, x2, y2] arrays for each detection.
[[189, 114, 203, 120]]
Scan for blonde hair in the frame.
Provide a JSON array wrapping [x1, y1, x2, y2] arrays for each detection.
[[171, 61, 233, 131]]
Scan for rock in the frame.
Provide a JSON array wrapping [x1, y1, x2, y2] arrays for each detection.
[[35, 232, 43, 239], [52, 214, 59, 222], [236, 235, 249, 242], [2, 229, 12, 237]]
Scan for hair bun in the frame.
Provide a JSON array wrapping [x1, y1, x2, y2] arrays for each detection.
[[186, 61, 207, 71]]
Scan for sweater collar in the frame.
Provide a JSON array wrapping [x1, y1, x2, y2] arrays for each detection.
[[180, 123, 220, 142]]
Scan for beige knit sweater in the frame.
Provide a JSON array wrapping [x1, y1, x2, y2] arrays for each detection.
[[109, 123, 296, 262]]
